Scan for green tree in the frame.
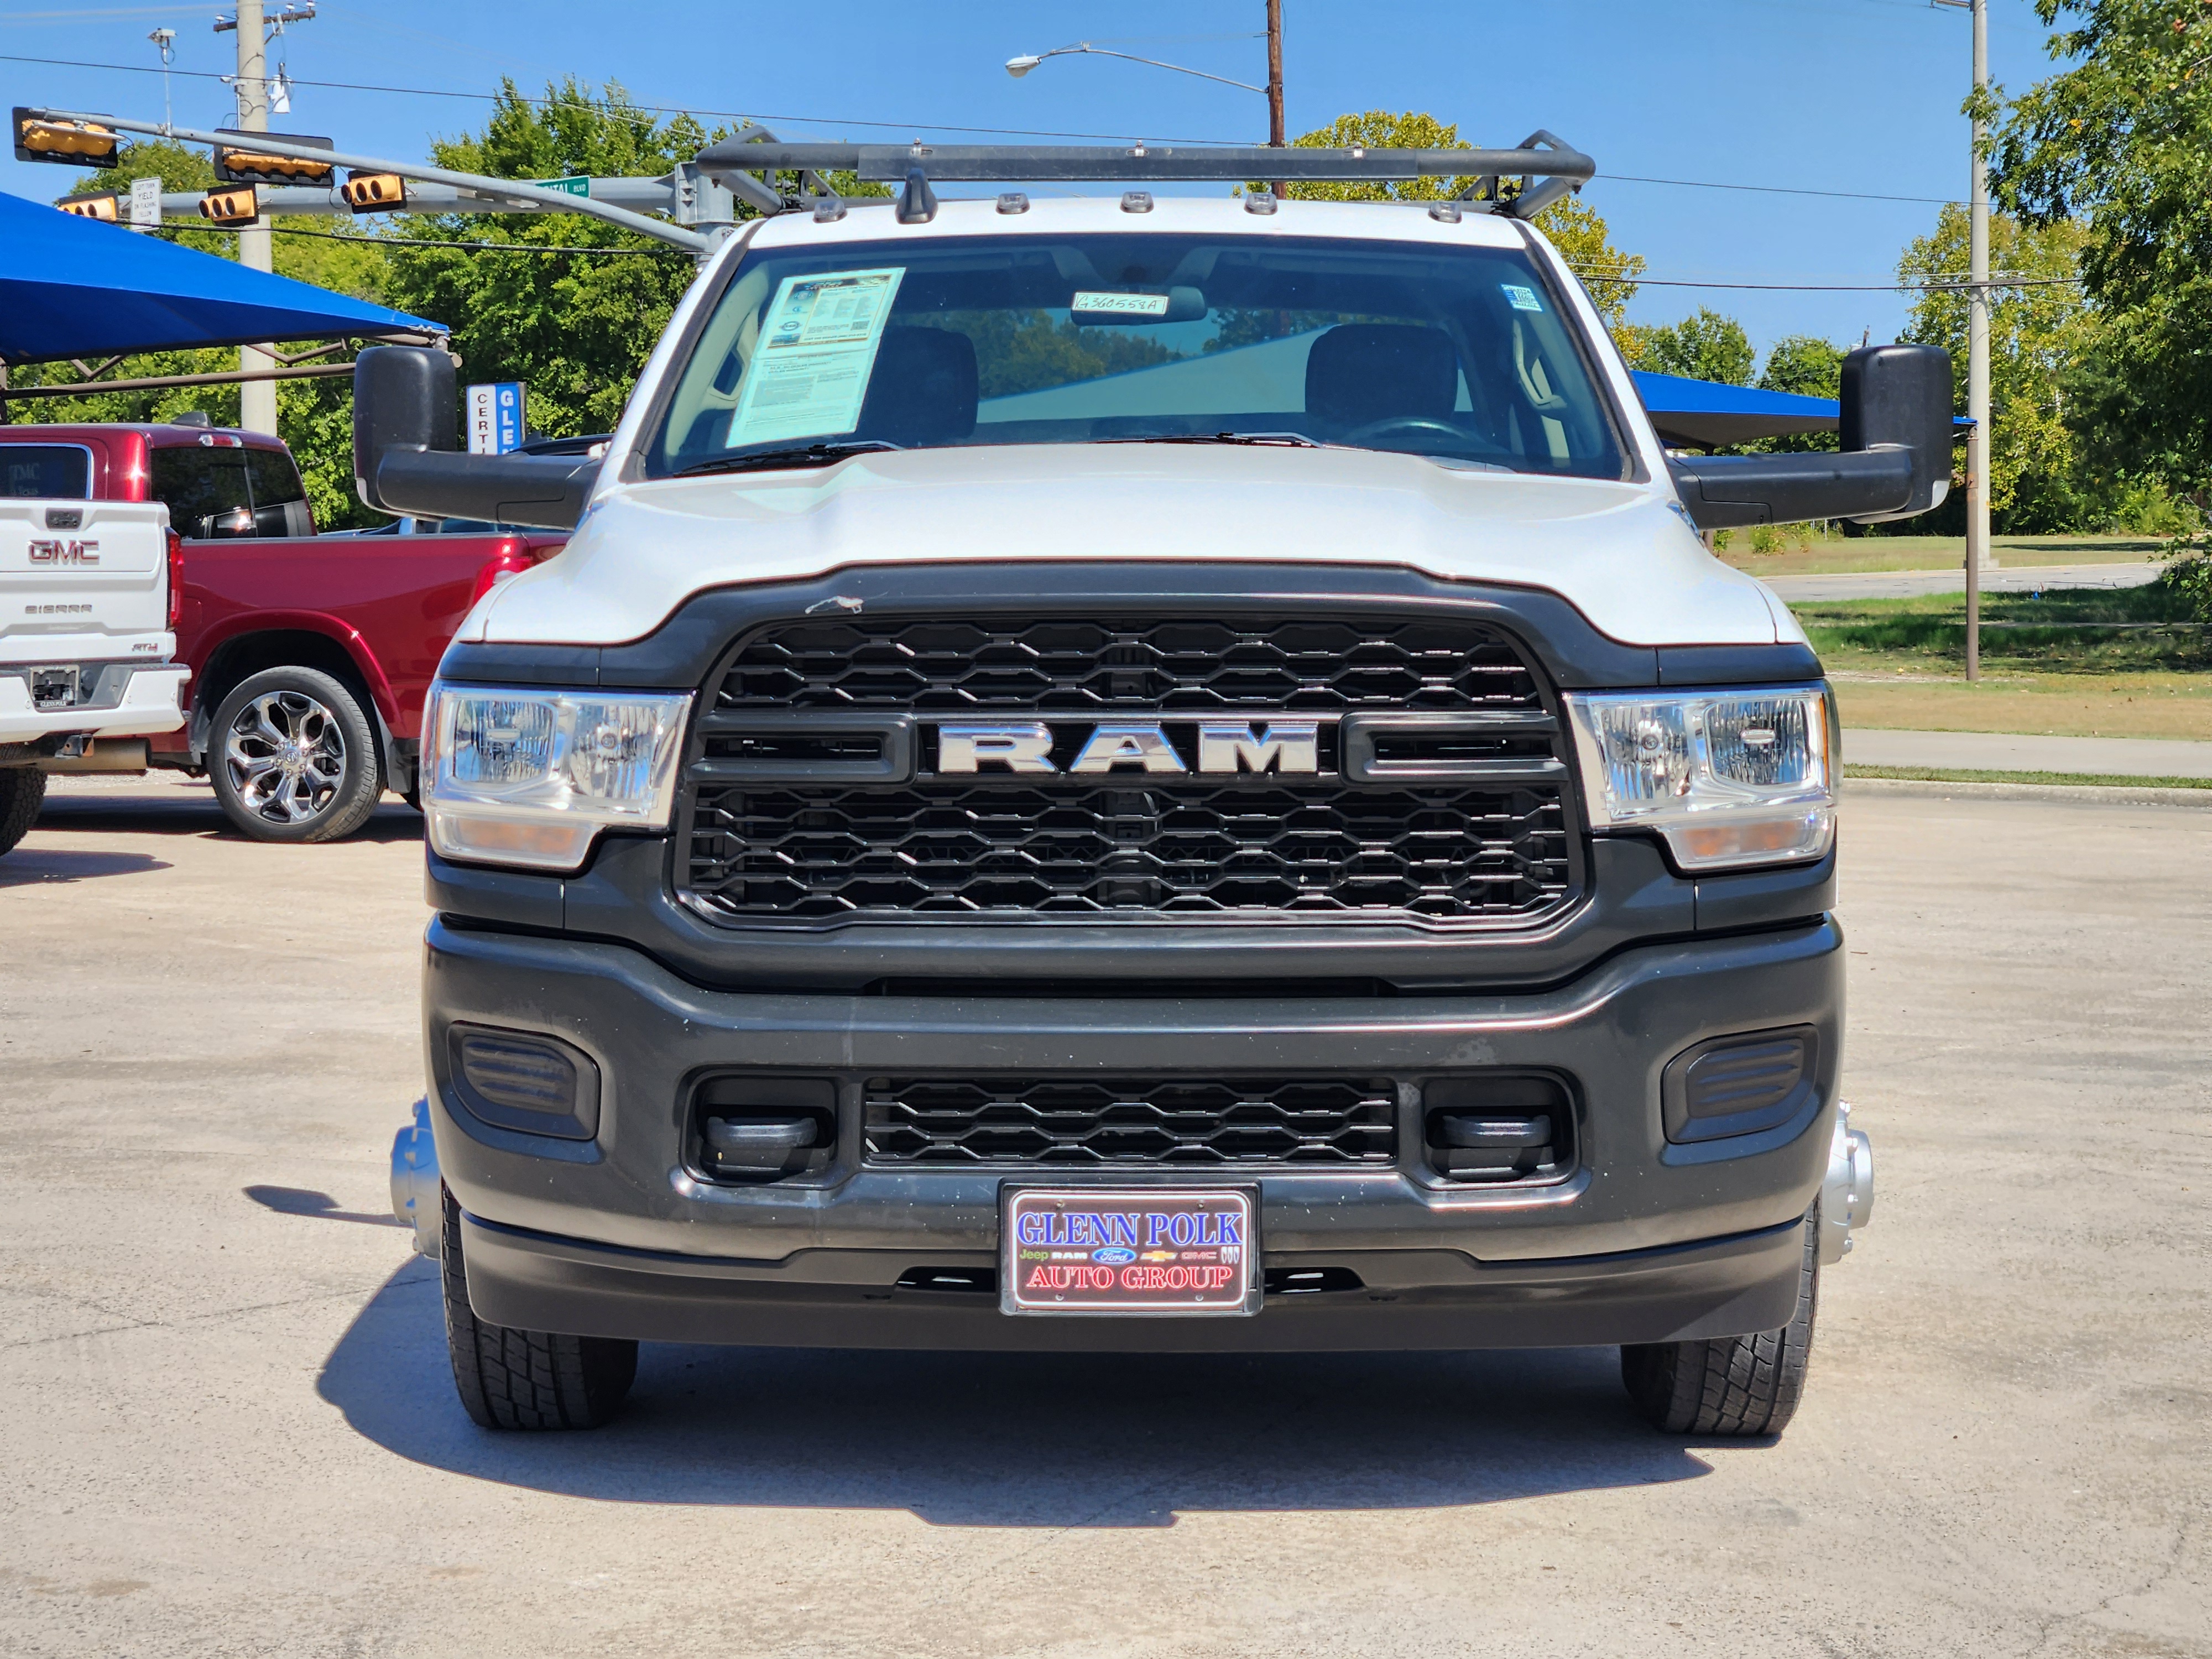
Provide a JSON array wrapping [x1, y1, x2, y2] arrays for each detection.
[[375, 79, 712, 441], [1759, 335, 1845, 399], [1989, 0, 2212, 502], [1745, 333, 1849, 457], [1895, 203, 2093, 530], [1274, 112, 1645, 327], [1631, 308, 1755, 385]]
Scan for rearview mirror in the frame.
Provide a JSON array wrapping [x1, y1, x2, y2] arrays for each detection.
[[1667, 343, 1954, 531]]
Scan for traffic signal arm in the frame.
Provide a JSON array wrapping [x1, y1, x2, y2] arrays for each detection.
[[23, 107, 708, 252]]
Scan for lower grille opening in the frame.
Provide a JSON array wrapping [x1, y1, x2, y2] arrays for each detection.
[[864, 1075, 1397, 1167]]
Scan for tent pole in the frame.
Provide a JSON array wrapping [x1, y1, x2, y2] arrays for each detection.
[[0, 360, 363, 400]]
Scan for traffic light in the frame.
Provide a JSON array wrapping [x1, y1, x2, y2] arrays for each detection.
[[13, 108, 119, 169], [56, 191, 121, 222], [199, 185, 260, 227], [340, 170, 408, 212], [214, 129, 333, 185]]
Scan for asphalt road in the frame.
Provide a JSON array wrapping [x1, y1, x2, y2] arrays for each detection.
[[2, 774, 2206, 1658], [1764, 561, 2165, 602]]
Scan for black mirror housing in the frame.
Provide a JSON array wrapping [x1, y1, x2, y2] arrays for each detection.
[[351, 346, 599, 530], [1838, 343, 1953, 523], [1667, 342, 1954, 531], [353, 345, 455, 513]]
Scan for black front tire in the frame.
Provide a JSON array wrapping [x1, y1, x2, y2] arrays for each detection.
[[440, 1187, 637, 1431], [207, 665, 384, 843], [0, 766, 45, 857], [1621, 1207, 1819, 1437]]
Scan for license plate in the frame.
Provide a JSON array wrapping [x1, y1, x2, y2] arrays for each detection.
[[1001, 1186, 1259, 1316]]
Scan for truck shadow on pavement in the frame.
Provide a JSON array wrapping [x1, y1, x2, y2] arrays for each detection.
[[0, 848, 170, 885], [35, 791, 423, 843], [320, 1261, 1714, 1525]]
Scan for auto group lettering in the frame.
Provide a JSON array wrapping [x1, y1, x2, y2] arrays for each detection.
[[1014, 1209, 1243, 1250]]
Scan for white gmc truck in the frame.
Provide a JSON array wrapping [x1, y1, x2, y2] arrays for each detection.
[[2, 440, 190, 855], [364, 139, 1924, 1437]]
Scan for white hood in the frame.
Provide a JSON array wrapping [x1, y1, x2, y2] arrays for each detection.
[[466, 444, 1789, 650]]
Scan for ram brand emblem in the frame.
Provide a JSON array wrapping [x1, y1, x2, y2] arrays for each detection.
[[935, 720, 1321, 776], [27, 538, 100, 565]]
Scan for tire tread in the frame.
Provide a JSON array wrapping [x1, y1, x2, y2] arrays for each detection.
[[439, 1188, 637, 1431], [0, 768, 46, 857], [1621, 1207, 1818, 1437]]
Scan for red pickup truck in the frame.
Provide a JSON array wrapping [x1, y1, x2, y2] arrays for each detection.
[[0, 419, 568, 841]]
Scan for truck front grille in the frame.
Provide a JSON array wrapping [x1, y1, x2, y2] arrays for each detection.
[[713, 615, 1542, 712], [679, 612, 1580, 926], [686, 779, 1569, 919], [864, 1075, 1397, 1166]]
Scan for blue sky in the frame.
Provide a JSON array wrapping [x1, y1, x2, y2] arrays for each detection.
[[3, 0, 2064, 364]]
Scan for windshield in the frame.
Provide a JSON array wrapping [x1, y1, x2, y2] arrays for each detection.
[[643, 231, 1627, 481]]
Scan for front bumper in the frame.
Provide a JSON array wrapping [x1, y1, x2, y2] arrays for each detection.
[[409, 914, 1863, 1350], [0, 662, 188, 747]]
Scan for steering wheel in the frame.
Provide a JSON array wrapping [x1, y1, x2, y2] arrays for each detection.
[[1339, 416, 1467, 448]]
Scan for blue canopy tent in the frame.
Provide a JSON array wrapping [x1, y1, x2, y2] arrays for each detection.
[[1633, 368, 1971, 450], [0, 188, 440, 366], [1631, 370, 1838, 450]]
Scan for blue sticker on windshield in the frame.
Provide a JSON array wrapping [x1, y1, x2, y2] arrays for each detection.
[[1501, 284, 1545, 312]]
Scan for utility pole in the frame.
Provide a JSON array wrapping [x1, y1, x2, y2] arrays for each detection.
[[1265, 0, 1286, 197], [1933, 0, 1989, 679], [218, 1, 283, 435], [1965, 0, 1989, 684]]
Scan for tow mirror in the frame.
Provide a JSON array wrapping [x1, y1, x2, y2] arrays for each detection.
[[1838, 343, 1954, 523], [353, 345, 454, 514], [351, 346, 601, 531], [1667, 343, 1954, 531]]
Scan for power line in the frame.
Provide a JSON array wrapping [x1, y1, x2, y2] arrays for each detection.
[[2, 49, 1979, 207], [1610, 173, 1964, 207], [0, 51, 1250, 145]]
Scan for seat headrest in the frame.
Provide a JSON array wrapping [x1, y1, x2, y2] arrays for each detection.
[[1305, 324, 1459, 430], [857, 326, 979, 445]]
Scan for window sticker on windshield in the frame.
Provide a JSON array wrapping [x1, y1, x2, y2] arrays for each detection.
[[1071, 290, 1171, 318], [1501, 284, 1545, 313], [726, 265, 906, 447]]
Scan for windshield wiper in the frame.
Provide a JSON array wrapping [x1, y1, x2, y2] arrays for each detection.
[[1105, 431, 1325, 448], [675, 440, 901, 478]]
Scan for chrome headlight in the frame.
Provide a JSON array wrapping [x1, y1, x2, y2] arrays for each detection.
[[423, 682, 691, 872], [1566, 685, 1833, 871]]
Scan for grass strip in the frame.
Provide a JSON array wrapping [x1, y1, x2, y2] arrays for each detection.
[[1844, 764, 2212, 790]]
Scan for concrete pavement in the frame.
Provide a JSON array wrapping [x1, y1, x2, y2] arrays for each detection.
[[2, 773, 2206, 1657], [1765, 561, 2164, 602]]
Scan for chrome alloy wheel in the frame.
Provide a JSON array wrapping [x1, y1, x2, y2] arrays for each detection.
[[223, 688, 349, 825]]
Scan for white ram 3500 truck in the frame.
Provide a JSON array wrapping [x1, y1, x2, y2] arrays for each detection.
[[2, 441, 190, 855], [366, 140, 1915, 1436]]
